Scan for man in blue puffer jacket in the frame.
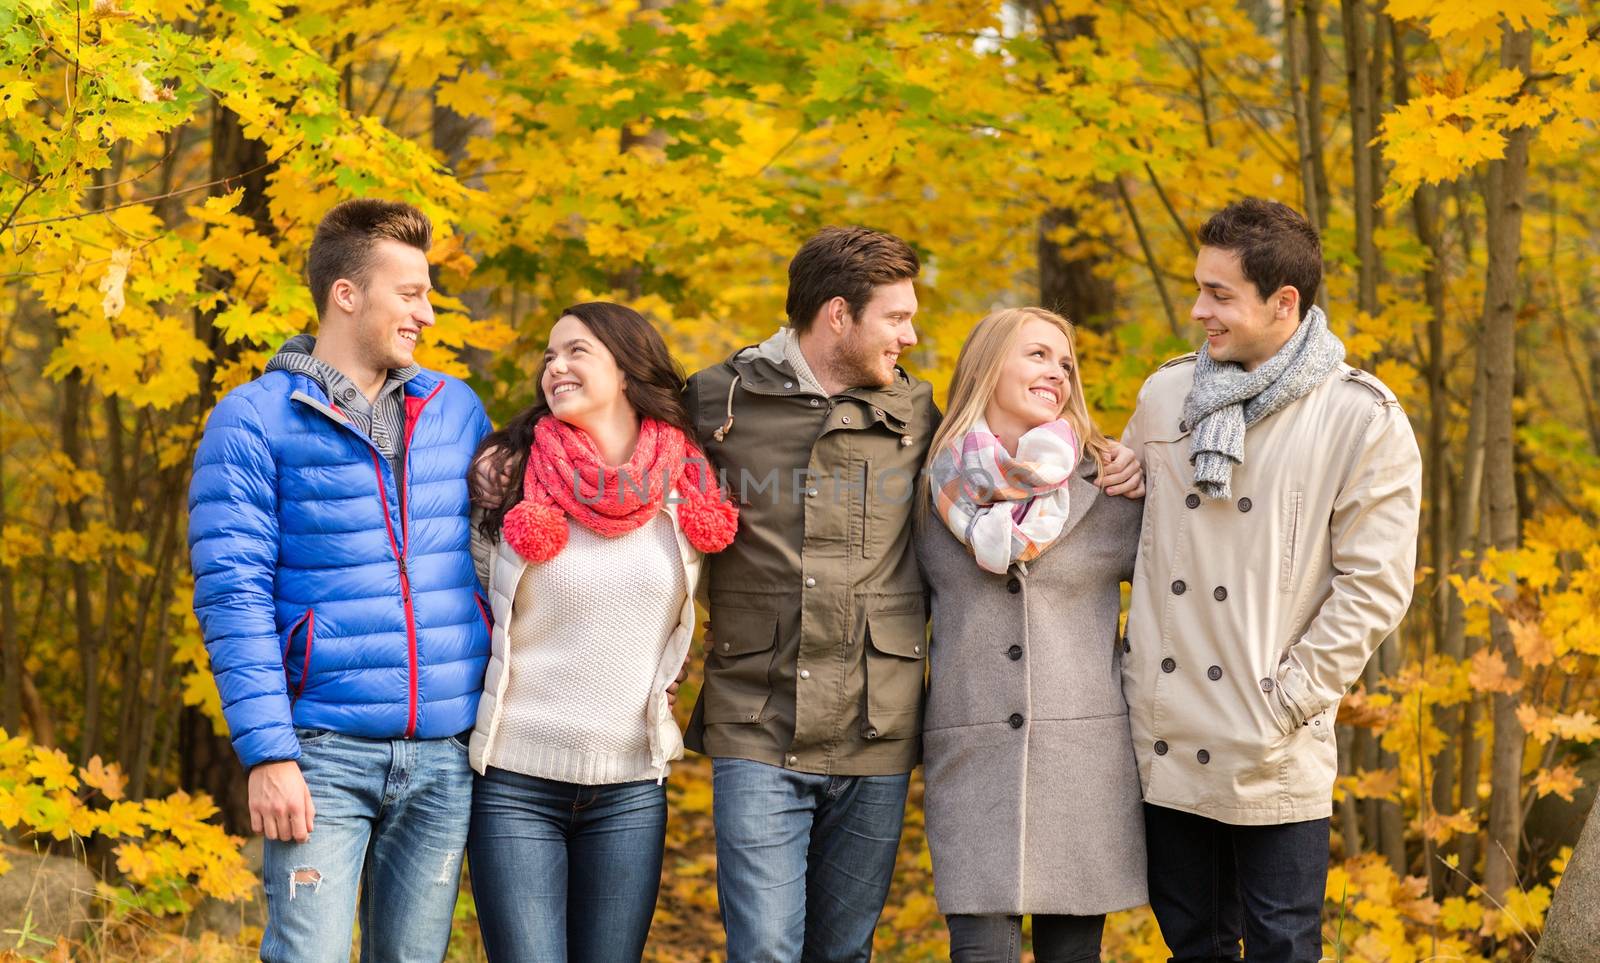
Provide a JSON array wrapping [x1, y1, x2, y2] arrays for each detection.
[[188, 199, 492, 963]]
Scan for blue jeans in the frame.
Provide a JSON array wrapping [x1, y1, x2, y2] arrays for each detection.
[[711, 757, 910, 963], [1143, 804, 1330, 963], [259, 729, 473, 963], [467, 767, 667, 963]]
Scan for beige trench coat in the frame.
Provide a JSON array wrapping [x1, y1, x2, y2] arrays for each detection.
[[1121, 355, 1421, 825]]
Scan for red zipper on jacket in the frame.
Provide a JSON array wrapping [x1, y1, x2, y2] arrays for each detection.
[[367, 381, 445, 738]]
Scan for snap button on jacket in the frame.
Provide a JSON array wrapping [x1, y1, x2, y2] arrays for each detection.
[[1121, 357, 1421, 825]]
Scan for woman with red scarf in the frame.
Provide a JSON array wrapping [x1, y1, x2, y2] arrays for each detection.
[[464, 302, 738, 962]]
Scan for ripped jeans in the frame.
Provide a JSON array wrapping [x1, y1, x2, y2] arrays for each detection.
[[259, 728, 474, 963]]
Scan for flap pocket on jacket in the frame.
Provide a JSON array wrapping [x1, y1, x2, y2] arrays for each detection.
[[866, 607, 927, 659], [864, 605, 928, 740], [709, 606, 779, 657], [702, 606, 780, 726]]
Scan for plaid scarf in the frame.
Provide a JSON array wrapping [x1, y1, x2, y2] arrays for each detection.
[[928, 416, 1080, 575]]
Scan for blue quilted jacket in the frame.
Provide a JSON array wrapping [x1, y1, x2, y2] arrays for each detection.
[[188, 367, 493, 768]]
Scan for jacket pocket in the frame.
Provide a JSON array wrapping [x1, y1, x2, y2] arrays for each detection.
[[1279, 490, 1304, 592], [702, 606, 778, 725], [473, 591, 493, 638], [280, 609, 315, 700], [864, 603, 928, 740]]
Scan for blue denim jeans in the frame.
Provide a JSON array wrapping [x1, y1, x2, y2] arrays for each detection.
[[1143, 804, 1330, 963], [711, 757, 910, 963], [259, 729, 473, 963], [467, 767, 667, 963]]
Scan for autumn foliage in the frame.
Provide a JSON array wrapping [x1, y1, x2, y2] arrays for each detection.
[[3, 0, 1600, 959]]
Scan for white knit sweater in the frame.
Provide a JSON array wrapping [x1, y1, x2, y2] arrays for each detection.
[[469, 499, 704, 785]]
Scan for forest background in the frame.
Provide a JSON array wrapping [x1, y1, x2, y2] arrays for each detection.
[[2, 0, 1599, 959]]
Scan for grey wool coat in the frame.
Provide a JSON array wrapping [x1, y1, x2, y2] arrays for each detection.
[[915, 456, 1148, 917]]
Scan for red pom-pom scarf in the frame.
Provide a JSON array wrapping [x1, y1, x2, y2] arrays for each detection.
[[502, 416, 739, 563]]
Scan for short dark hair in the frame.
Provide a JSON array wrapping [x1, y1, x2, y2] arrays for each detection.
[[785, 226, 920, 334], [307, 199, 433, 318], [1197, 199, 1321, 321]]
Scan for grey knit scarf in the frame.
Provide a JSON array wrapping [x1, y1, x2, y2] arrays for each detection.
[[1182, 304, 1345, 500]]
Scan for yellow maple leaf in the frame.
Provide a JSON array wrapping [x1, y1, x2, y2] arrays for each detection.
[[79, 754, 127, 801], [25, 747, 80, 792], [1468, 648, 1520, 695], [1532, 764, 1583, 802]]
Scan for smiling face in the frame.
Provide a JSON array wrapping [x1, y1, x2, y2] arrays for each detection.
[[343, 238, 435, 371], [831, 279, 919, 389], [1191, 245, 1300, 371], [984, 317, 1074, 441], [540, 314, 632, 432]]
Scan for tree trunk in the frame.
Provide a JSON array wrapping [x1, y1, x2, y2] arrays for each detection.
[[0, 433, 19, 732], [1481, 23, 1535, 901], [1535, 796, 1600, 962], [1038, 203, 1118, 331]]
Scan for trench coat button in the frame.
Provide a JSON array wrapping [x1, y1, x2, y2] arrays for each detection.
[[913, 644, 921, 655], [787, 755, 798, 765], [721, 642, 731, 652], [784, 381, 794, 389], [873, 408, 883, 417], [1213, 586, 1228, 601], [1171, 580, 1187, 595], [1008, 644, 1023, 661], [810, 398, 821, 407], [1154, 740, 1168, 755], [1185, 493, 1201, 509], [1197, 749, 1211, 764], [1208, 665, 1223, 681], [1178, 419, 1188, 432], [805, 488, 818, 497], [901, 435, 914, 447], [842, 416, 852, 425], [799, 669, 811, 680], [1009, 713, 1024, 729], [1238, 497, 1253, 512], [1161, 657, 1176, 673], [1260, 677, 1275, 692], [866, 728, 879, 739], [804, 577, 816, 588], [1007, 577, 1021, 594]]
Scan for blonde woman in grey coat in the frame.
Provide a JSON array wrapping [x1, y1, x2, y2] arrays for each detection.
[[916, 306, 1147, 963]]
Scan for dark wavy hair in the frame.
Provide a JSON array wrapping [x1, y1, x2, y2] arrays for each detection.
[[472, 301, 693, 540]]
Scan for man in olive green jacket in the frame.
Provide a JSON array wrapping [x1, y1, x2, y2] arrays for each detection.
[[683, 226, 937, 961]]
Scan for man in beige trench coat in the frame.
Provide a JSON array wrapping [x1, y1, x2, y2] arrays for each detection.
[[1121, 199, 1422, 962]]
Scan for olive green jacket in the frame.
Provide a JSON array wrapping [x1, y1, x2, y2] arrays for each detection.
[[683, 330, 939, 775]]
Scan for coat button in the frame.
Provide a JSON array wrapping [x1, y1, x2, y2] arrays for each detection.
[[866, 728, 879, 739], [1208, 665, 1223, 681], [1197, 749, 1210, 764], [805, 488, 818, 497], [1007, 644, 1023, 661], [1154, 740, 1168, 755], [900, 435, 914, 447], [842, 416, 852, 424], [1238, 497, 1253, 512], [1161, 657, 1176, 673], [1009, 713, 1024, 729], [721, 642, 731, 652], [1260, 677, 1275, 692], [810, 398, 821, 407], [784, 381, 794, 389], [804, 577, 816, 588], [1178, 419, 1188, 432], [1213, 586, 1228, 601], [1007, 577, 1021, 594], [787, 755, 798, 765], [913, 644, 921, 655], [1186, 493, 1201, 509], [1171, 580, 1187, 595], [799, 669, 811, 680]]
